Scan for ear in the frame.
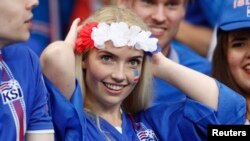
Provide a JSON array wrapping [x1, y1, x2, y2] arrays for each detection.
[[117, 0, 132, 8]]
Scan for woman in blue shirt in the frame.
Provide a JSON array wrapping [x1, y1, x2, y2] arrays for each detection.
[[41, 6, 245, 141]]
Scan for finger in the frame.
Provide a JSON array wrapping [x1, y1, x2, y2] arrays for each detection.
[[65, 18, 81, 45]]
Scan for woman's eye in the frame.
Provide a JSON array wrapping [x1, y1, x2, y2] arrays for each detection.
[[142, 0, 155, 5], [232, 42, 245, 48], [101, 55, 112, 62], [129, 59, 140, 67], [166, 2, 178, 8]]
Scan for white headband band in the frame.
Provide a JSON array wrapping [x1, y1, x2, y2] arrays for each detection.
[[75, 22, 158, 54]]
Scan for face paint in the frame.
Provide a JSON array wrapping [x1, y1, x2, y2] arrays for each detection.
[[133, 69, 140, 82]]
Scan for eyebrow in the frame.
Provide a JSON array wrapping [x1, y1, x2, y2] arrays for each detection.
[[230, 37, 248, 42], [98, 50, 144, 59]]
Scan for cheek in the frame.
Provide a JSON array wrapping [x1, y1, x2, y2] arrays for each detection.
[[170, 14, 183, 23], [0, 14, 28, 42], [227, 51, 241, 70], [132, 69, 140, 83], [0, 15, 12, 34], [168, 7, 185, 23], [87, 66, 107, 81]]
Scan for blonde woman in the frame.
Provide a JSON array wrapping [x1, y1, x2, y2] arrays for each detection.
[[41, 6, 245, 141]]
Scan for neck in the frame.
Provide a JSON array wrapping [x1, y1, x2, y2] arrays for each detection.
[[90, 107, 122, 127], [85, 97, 122, 127], [99, 109, 122, 127], [161, 44, 171, 56]]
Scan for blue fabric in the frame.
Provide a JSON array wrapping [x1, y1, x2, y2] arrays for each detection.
[[26, 0, 75, 56], [44, 77, 84, 141], [45, 78, 246, 141], [152, 41, 211, 105], [185, 0, 224, 27], [0, 45, 54, 141], [219, 0, 250, 31]]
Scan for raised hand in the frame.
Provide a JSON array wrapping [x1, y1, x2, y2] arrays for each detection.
[[40, 18, 83, 99], [65, 18, 82, 50]]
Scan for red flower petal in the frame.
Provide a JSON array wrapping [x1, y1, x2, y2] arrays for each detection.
[[75, 22, 98, 54]]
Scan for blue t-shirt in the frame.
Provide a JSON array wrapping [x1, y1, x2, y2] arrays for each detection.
[[45, 78, 245, 141], [0, 45, 54, 141], [153, 41, 211, 105]]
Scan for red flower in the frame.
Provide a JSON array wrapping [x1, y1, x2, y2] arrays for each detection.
[[75, 22, 98, 54]]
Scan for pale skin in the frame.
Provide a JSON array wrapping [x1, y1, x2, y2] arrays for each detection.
[[0, 0, 36, 48], [0, 0, 54, 140], [26, 133, 54, 141], [41, 19, 219, 130], [84, 43, 143, 127]]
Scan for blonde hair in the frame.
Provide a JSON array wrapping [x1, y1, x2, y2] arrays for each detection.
[[75, 6, 153, 115]]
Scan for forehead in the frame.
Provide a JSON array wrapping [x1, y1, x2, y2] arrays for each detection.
[[92, 41, 144, 57], [132, 0, 187, 4]]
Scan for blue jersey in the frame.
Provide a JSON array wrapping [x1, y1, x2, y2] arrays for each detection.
[[45, 77, 245, 141], [153, 41, 211, 105], [0, 45, 54, 141]]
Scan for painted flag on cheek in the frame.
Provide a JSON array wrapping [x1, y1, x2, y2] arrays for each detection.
[[133, 69, 140, 82]]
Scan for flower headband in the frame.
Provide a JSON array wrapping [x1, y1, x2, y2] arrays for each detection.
[[75, 22, 158, 54]]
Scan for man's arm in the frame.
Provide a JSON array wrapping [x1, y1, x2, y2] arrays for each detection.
[[26, 133, 54, 141]]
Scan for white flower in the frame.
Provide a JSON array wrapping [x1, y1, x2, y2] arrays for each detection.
[[92, 23, 109, 49], [127, 26, 141, 47], [109, 22, 130, 47], [135, 31, 158, 52], [91, 22, 158, 52]]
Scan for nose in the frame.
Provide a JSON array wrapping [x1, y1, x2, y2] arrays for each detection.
[[152, 5, 166, 23], [26, 0, 39, 10], [111, 64, 126, 83]]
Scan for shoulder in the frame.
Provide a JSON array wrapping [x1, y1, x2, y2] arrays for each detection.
[[2, 43, 39, 67], [2, 43, 41, 88], [215, 80, 246, 124], [133, 100, 217, 140]]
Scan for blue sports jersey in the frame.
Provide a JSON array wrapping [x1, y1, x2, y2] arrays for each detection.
[[0, 45, 54, 141], [45, 77, 246, 141], [153, 41, 211, 105]]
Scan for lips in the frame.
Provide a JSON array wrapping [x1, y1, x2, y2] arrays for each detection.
[[243, 64, 250, 74], [245, 65, 250, 69], [24, 20, 32, 30], [149, 27, 166, 36], [25, 15, 33, 23], [103, 82, 125, 91]]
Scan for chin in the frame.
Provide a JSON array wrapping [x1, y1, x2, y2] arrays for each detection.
[[18, 34, 30, 42]]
